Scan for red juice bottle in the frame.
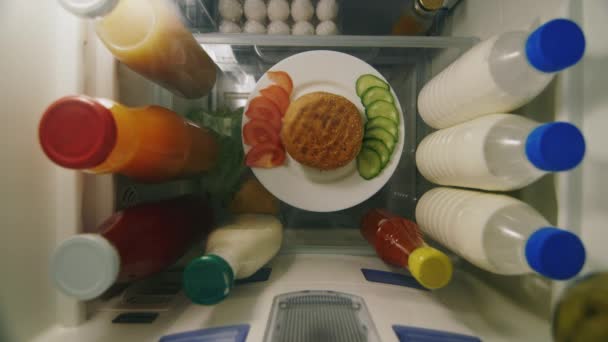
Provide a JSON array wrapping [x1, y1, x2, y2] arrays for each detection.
[[361, 209, 453, 289], [50, 195, 214, 300]]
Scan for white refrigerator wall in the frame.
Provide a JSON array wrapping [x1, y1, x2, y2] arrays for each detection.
[[1, 0, 607, 342], [579, 0, 608, 270], [0, 1, 88, 341]]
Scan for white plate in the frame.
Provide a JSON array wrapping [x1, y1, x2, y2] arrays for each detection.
[[243, 50, 404, 212]]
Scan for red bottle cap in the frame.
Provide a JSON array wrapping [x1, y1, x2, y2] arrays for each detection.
[[39, 96, 117, 169]]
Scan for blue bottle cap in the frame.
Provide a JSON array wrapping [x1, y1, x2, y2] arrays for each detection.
[[525, 122, 585, 172], [525, 19, 585, 73], [525, 227, 586, 280], [183, 254, 234, 305]]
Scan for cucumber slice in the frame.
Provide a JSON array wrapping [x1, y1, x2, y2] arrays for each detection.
[[364, 128, 396, 151], [356, 74, 389, 97], [366, 100, 399, 124], [362, 87, 394, 107], [366, 117, 399, 138], [363, 139, 391, 167], [357, 148, 383, 180]]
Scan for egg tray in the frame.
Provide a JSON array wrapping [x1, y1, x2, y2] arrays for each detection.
[[177, 0, 344, 35]]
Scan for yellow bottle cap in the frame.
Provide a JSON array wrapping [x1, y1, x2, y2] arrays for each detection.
[[408, 246, 453, 290]]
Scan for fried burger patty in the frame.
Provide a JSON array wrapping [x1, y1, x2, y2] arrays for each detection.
[[281, 91, 363, 170]]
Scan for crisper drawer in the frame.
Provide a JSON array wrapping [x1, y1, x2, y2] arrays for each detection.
[[114, 35, 477, 253]]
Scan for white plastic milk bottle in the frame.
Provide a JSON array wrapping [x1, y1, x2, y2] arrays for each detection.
[[418, 19, 585, 129], [415, 188, 586, 280], [183, 214, 283, 305], [415, 114, 586, 191]]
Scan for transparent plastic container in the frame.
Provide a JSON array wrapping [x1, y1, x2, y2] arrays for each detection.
[[360, 209, 453, 289], [415, 113, 586, 191], [415, 187, 586, 280], [59, 0, 218, 98], [417, 19, 586, 129], [50, 196, 214, 300], [391, 0, 443, 36], [39, 96, 220, 183]]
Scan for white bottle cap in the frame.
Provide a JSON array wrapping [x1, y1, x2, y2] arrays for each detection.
[[50, 234, 120, 300], [58, 0, 119, 18]]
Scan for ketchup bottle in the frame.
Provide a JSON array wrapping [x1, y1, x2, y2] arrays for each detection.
[[361, 209, 453, 289], [50, 196, 214, 300]]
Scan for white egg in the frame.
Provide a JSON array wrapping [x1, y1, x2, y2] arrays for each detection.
[[316, 20, 338, 35], [291, 0, 314, 22], [219, 20, 242, 33], [243, 20, 267, 33], [219, 0, 243, 21], [316, 0, 338, 21], [292, 21, 314, 35], [267, 0, 290, 21], [267, 20, 290, 35], [244, 0, 267, 22]]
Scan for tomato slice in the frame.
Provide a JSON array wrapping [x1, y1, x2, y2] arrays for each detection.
[[245, 97, 282, 131], [267, 71, 293, 96], [260, 85, 290, 115], [243, 119, 281, 146], [246, 96, 281, 120], [245, 143, 286, 168]]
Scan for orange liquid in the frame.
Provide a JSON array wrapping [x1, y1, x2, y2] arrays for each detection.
[[93, 100, 218, 182], [96, 0, 217, 98]]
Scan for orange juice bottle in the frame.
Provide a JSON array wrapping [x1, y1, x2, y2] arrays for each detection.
[[392, 0, 443, 36], [59, 0, 217, 98], [39, 95, 218, 183]]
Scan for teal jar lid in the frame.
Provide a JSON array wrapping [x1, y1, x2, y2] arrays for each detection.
[[183, 254, 234, 305]]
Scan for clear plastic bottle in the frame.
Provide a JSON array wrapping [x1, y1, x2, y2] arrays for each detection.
[[361, 209, 453, 289], [415, 114, 586, 191], [415, 188, 586, 280], [183, 214, 283, 305], [50, 196, 214, 300], [58, 0, 217, 98], [391, 0, 443, 36], [418, 19, 585, 129], [39, 96, 219, 183]]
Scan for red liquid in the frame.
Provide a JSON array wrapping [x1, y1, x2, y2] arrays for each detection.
[[361, 209, 424, 268], [98, 196, 214, 281]]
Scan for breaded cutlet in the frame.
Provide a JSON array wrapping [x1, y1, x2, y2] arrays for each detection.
[[281, 92, 363, 170]]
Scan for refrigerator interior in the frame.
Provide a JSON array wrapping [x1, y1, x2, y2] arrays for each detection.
[[1, 0, 607, 341]]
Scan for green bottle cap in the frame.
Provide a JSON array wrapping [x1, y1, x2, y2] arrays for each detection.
[[183, 254, 234, 305]]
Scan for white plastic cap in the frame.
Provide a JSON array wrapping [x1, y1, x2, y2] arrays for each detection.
[[58, 0, 119, 18], [50, 234, 120, 300]]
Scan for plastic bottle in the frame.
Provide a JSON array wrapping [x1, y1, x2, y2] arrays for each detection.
[[39, 95, 218, 183], [50, 196, 214, 300], [391, 0, 443, 36], [361, 209, 453, 289], [418, 19, 585, 129], [415, 188, 586, 280], [58, 0, 217, 98], [183, 214, 283, 305], [415, 114, 586, 191]]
